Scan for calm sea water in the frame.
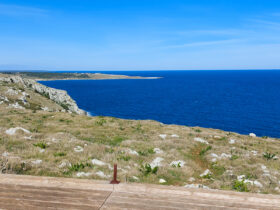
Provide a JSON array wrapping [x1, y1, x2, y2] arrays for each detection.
[[40, 70, 280, 138]]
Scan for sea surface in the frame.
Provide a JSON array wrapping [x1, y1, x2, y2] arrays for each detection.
[[39, 70, 280, 138]]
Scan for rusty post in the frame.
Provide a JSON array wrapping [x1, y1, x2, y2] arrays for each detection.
[[110, 164, 120, 184]]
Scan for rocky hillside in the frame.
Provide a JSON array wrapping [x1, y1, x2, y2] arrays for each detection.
[[1, 74, 280, 195], [0, 74, 85, 115]]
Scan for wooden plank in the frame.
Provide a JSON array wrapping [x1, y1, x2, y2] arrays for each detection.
[[106, 191, 278, 209], [0, 184, 110, 200], [0, 174, 280, 210], [100, 201, 240, 210], [103, 193, 253, 210], [0, 197, 100, 210]]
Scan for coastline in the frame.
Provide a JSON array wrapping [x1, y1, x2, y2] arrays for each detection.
[[34, 76, 161, 81], [1, 72, 162, 81], [1, 73, 280, 195]]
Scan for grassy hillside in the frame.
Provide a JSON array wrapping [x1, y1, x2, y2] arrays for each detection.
[[1, 76, 280, 195]]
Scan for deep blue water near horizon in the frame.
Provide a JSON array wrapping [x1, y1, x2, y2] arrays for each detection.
[[40, 70, 280, 138]]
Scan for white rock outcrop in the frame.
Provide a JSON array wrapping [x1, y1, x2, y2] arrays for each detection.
[[229, 139, 236, 144], [194, 137, 209, 144], [127, 149, 139, 156], [0, 76, 85, 115], [8, 102, 25, 109], [188, 177, 196, 182], [91, 159, 106, 166], [184, 184, 210, 189], [31, 160, 42, 165], [74, 146, 84, 153], [59, 161, 71, 168], [96, 171, 109, 178], [5, 127, 31, 135], [237, 175, 263, 188], [170, 160, 185, 167], [150, 157, 164, 169], [2, 152, 9, 157], [76, 172, 92, 177], [153, 148, 163, 154], [210, 153, 231, 162], [200, 169, 211, 177], [159, 179, 166, 183], [249, 133, 257, 137]]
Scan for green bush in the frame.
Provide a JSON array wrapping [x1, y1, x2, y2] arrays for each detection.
[[68, 163, 91, 172], [171, 162, 182, 168], [95, 118, 106, 126], [59, 103, 69, 110], [140, 164, 158, 176], [138, 148, 155, 156], [110, 136, 125, 146], [199, 146, 212, 156], [33, 142, 47, 149], [231, 155, 239, 160], [54, 152, 66, 157], [263, 152, 276, 160], [117, 155, 131, 161], [233, 180, 249, 192]]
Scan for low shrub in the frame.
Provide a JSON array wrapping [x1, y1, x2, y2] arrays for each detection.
[[140, 164, 158, 176], [54, 152, 66, 157], [33, 142, 47, 149], [233, 180, 249, 192], [117, 155, 131, 161], [199, 146, 212, 156], [263, 152, 276, 160], [95, 118, 106, 126]]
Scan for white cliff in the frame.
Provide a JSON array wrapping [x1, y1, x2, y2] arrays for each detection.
[[0, 75, 85, 115]]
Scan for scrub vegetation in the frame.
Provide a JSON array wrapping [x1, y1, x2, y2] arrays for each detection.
[[1, 74, 280, 195]]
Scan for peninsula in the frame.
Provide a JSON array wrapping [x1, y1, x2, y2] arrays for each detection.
[[1, 72, 161, 81]]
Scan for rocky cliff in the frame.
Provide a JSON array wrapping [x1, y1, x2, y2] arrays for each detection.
[[0, 75, 85, 115]]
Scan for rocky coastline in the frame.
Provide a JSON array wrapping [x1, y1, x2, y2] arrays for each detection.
[[0, 74, 85, 115]]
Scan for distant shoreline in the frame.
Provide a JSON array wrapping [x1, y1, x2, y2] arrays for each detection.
[[1, 72, 162, 81]]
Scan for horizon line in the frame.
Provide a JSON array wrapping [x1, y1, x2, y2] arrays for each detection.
[[1, 69, 280, 72]]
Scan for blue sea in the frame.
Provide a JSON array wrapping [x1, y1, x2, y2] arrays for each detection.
[[40, 70, 280, 138]]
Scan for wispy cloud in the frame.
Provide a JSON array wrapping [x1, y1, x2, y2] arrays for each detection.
[[174, 29, 245, 36], [0, 4, 47, 17], [251, 19, 280, 27], [164, 39, 241, 49]]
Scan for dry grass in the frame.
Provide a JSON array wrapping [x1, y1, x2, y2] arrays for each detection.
[[1, 79, 280, 195]]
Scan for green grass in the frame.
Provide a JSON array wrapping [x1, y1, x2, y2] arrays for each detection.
[[231, 155, 239, 160], [199, 146, 212, 156], [263, 152, 276, 160], [233, 180, 249, 192], [138, 148, 155, 156], [140, 164, 158, 176], [110, 136, 125, 146], [211, 164, 226, 177], [95, 118, 106, 126], [68, 162, 92, 172], [33, 142, 47, 149], [54, 152, 67, 157], [117, 155, 131, 161]]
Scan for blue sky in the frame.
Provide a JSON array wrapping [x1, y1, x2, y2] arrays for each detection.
[[0, 0, 280, 70]]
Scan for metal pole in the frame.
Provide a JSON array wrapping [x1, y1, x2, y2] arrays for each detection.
[[110, 164, 120, 184]]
